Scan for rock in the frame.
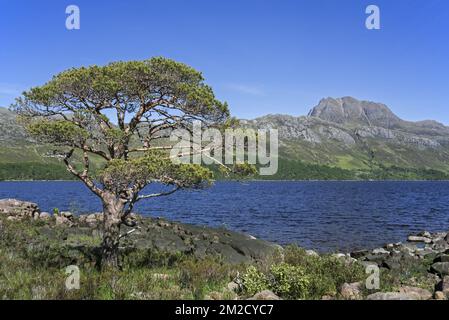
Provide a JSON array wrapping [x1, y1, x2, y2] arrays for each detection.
[[61, 211, 73, 219], [432, 239, 449, 252], [81, 213, 102, 226], [39, 212, 51, 220], [415, 247, 435, 258], [398, 242, 419, 254], [407, 236, 432, 244], [321, 295, 336, 300], [364, 254, 388, 266], [398, 286, 432, 300], [332, 253, 347, 259], [434, 291, 447, 300], [434, 254, 449, 263], [372, 248, 389, 255], [430, 262, 449, 276], [350, 249, 369, 259], [435, 276, 449, 293], [367, 292, 415, 300], [382, 257, 401, 270], [205, 291, 224, 300], [55, 215, 73, 227], [418, 231, 432, 238], [227, 281, 239, 292], [305, 250, 319, 257], [340, 282, 363, 300], [249, 290, 281, 300], [131, 217, 279, 264], [0, 199, 40, 219], [360, 261, 378, 268]]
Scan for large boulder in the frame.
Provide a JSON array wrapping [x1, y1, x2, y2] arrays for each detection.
[[340, 282, 363, 300], [430, 262, 449, 276], [120, 217, 280, 264], [407, 235, 432, 244], [367, 286, 432, 300], [366, 292, 415, 300], [398, 286, 433, 300], [248, 290, 281, 300], [0, 199, 40, 219], [436, 276, 449, 294]]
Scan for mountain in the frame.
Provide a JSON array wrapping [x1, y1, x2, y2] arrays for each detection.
[[1, 97, 449, 180], [0, 107, 30, 145], [308, 97, 402, 127], [0, 107, 100, 180], [243, 97, 449, 179]]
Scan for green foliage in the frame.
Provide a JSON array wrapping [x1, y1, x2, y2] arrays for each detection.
[[179, 256, 236, 299], [241, 266, 270, 296], [0, 162, 74, 181], [0, 218, 238, 300], [98, 151, 214, 193], [242, 246, 365, 300], [26, 120, 89, 146], [269, 263, 310, 299]]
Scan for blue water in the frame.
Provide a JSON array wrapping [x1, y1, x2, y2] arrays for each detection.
[[1, 181, 449, 252]]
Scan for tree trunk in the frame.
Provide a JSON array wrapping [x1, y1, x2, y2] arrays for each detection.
[[101, 193, 124, 269]]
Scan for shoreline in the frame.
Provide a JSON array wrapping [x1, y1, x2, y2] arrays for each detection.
[[1, 198, 449, 300]]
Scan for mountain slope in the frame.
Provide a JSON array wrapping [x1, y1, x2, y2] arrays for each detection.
[[243, 97, 449, 177], [1, 97, 449, 180]]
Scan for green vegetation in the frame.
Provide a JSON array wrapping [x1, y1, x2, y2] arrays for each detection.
[[1, 159, 448, 181], [0, 217, 241, 299], [0, 162, 73, 181], [11, 57, 246, 269], [0, 217, 436, 300], [241, 246, 365, 299]]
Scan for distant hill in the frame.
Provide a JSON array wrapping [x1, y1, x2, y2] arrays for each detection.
[[243, 97, 449, 179], [1, 97, 449, 180]]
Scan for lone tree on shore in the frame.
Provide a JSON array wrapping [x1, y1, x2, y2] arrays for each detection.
[[12, 57, 247, 269]]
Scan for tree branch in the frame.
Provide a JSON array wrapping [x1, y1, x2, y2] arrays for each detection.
[[136, 186, 180, 202]]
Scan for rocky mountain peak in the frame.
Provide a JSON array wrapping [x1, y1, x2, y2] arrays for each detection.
[[308, 96, 402, 128]]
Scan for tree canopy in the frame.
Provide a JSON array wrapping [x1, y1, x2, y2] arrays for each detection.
[[12, 57, 237, 268], [14, 57, 231, 198]]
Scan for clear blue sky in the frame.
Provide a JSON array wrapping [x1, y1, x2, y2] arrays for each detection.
[[1, 0, 448, 123]]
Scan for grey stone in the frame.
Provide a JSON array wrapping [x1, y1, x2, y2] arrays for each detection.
[[340, 282, 363, 300], [249, 290, 281, 300], [434, 291, 447, 300], [350, 249, 369, 259], [407, 236, 432, 244], [0, 199, 40, 219], [430, 262, 449, 276], [372, 248, 390, 255], [398, 286, 432, 300], [367, 292, 415, 300], [227, 281, 239, 292], [305, 249, 319, 257], [39, 212, 51, 220], [434, 254, 449, 263], [436, 276, 449, 293]]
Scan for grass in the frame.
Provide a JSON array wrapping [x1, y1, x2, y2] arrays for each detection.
[[0, 217, 437, 300]]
